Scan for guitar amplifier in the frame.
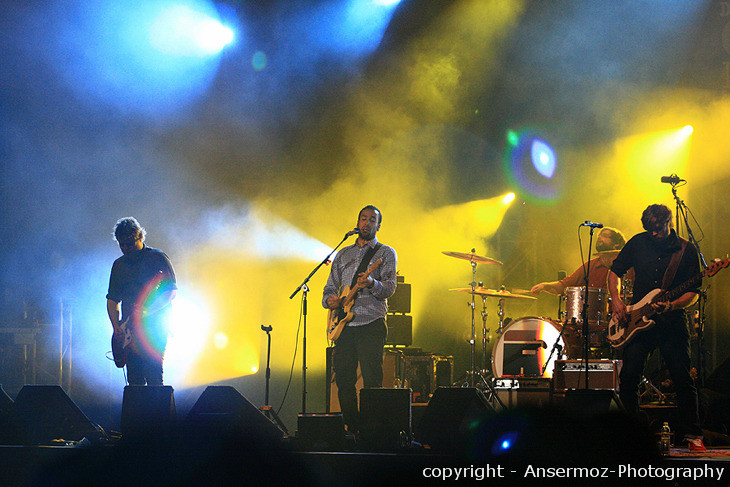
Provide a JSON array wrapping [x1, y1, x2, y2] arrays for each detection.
[[493, 377, 552, 408], [553, 360, 622, 391]]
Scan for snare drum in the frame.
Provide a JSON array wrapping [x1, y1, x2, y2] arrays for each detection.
[[564, 286, 609, 327], [491, 317, 563, 378]]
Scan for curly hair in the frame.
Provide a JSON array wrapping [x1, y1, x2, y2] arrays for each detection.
[[113, 217, 146, 243], [641, 204, 673, 231]]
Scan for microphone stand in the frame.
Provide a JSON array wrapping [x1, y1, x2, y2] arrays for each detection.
[[260, 324, 289, 435], [669, 179, 709, 385], [580, 226, 596, 389], [289, 231, 354, 414]]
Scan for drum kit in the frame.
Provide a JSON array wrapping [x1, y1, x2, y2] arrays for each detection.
[[443, 248, 621, 392]]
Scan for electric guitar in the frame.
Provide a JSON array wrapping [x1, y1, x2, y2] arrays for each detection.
[[607, 258, 729, 349], [326, 259, 382, 342], [111, 316, 133, 368]]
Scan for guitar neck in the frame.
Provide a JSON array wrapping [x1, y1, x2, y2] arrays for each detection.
[[657, 272, 702, 303]]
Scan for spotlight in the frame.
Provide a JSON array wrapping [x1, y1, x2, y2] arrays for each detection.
[[502, 192, 516, 205], [681, 125, 694, 136]]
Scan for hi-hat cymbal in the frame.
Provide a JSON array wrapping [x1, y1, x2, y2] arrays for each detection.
[[449, 287, 537, 300], [442, 251, 503, 265]]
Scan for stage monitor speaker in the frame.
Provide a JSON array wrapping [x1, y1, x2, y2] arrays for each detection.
[[359, 387, 411, 451], [121, 385, 176, 439], [562, 389, 623, 416], [185, 385, 284, 443], [297, 413, 345, 451], [415, 387, 494, 451], [13, 385, 99, 445]]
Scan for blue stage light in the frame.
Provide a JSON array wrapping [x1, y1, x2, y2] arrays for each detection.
[[530, 139, 556, 179]]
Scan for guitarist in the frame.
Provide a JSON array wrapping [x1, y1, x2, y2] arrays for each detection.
[[323, 205, 397, 435], [106, 217, 177, 386], [608, 204, 705, 451]]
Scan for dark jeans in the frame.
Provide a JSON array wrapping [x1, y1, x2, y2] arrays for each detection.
[[333, 318, 387, 432], [126, 343, 166, 386], [618, 314, 701, 438]]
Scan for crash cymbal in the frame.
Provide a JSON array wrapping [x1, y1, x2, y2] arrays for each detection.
[[449, 287, 537, 299], [442, 251, 503, 265]]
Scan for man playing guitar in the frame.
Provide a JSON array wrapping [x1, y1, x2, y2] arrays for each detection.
[[322, 205, 397, 435], [608, 204, 705, 451], [106, 217, 177, 386]]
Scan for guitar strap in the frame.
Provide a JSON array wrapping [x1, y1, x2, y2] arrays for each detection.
[[661, 238, 688, 290], [350, 243, 382, 288]]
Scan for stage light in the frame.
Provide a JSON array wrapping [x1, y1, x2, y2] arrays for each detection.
[[213, 332, 229, 349], [681, 124, 694, 136], [507, 130, 520, 146], [164, 289, 212, 384], [502, 192, 516, 205], [150, 4, 235, 57]]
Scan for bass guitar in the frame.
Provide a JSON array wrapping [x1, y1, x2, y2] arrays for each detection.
[[111, 316, 133, 368], [607, 258, 729, 349], [326, 259, 382, 342]]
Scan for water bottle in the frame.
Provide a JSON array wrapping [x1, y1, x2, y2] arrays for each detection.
[[660, 422, 671, 455]]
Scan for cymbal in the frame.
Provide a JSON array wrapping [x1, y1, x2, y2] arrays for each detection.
[[449, 287, 537, 300], [442, 251, 502, 265]]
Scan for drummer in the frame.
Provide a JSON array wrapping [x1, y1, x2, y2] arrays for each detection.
[[530, 227, 627, 296]]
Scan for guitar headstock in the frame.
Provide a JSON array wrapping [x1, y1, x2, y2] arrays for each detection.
[[705, 258, 730, 278]]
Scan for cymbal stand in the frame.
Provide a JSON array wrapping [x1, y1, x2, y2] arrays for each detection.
[[496, 296, 506, 335], [480, 292, 490, 376], [467, 255, 477, 387]]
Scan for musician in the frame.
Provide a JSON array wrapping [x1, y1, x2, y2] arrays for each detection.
[[106, 217, 177, 386], [608, 204, 704, 451], [323, 205, 397, 435], [530, 226, 627, 296]]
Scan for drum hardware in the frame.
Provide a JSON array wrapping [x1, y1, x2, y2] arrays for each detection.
[[443, 250, 505, 410], [443, 249, 503, 392], [491, 316, 564, 378], [542, 317, 573, 374]]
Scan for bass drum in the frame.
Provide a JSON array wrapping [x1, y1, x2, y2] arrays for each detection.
[[491, 317, 563, 378]]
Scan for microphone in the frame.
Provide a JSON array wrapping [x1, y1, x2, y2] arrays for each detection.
[[580, 221, 603, 228], [345, 228, 359, 237], [661, 174, 685, 185]]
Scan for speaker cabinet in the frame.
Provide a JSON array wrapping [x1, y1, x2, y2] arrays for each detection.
[[385, 314, 412, 346], [326, 348, 400, 412], [359, 387, 411, 451], [553, 360, 621, 391], [121, 385, 176, 438], [185, 386, 284, 442], [13, 385, 99, 445], [494, 377, 552, 409], [415, 387, 494, 451]]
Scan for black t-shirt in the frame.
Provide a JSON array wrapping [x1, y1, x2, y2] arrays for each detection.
[[106, 245, 177, 323], [610, 230, 700, 306]]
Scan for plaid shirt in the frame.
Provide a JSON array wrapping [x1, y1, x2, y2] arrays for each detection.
[[322, 237, 397, 327]]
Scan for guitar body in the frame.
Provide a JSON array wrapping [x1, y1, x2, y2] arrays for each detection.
[[608, 258, 729, 349], [607, 289, 662, 349], [111, 317, 133, 368], [326, 258, 382, 342], [327, 287, 354, 342]]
